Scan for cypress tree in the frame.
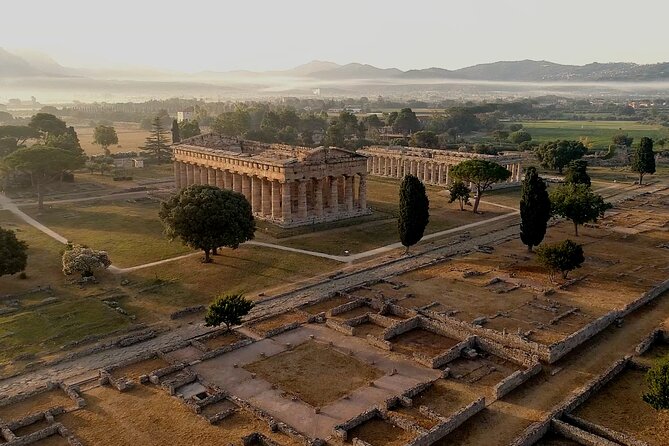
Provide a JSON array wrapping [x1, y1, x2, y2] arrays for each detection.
[[631, 137, 656, 185], [398, 174, 429, 253], [171, 119, 181, 143], [520, 167, 551, 252]]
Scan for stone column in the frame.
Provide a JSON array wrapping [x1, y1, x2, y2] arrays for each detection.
[[445, 164, 450, 185], [367, 157, 373, 173], [516, 163, 522, 181], [174, 162, 181, 189], [314, 178, 324, 218], [431, 164, 437, 184], [424, 163, 430, 183], [262, 179, 272, 216], [272, 181, 281, 219], [232, 172, 242, 193], [345, 175, 354, 212], [179, 163, 187, 188], [215, 170, 223, 188], [242, 175, 252, 202], [437, 164, 443, 184], [208, 168, 217, 186], [224, 170, 233, 190], [200, 166, 208, 185], [329, 176, 339, 213], [251, 176, 262, 214], [297, 181, 307, 220], [281, 181, 292, 222], [358, 174, 367, 211], [186, 164, 194, 186], [192, 165, 200, 185]]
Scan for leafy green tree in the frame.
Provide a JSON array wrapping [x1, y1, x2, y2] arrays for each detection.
[[324, 111, 363, 148], [0, 226, 28, 277], [171, 119, 180, 144], [534, 140, 587, 173], [411, 130, 439, 148], [631, 137, 656, 185], [550, 183, 612, 236], [492, 130, 509, 144], [93, 125, 119, 156], [398, 174, 429, 253], [450, 159, 511, 213], [448, 180, 471, 211], [564, 159, 591, 187], [141, 116, 171, 163], [86, 157, 115, 175], [0, 125, 40, 145], [536, 239, 585, 280], [509, 123, 523, 132], [179, 120, 201, 139], [28, 113, 67, 137], [643, 357, 669, 410], [205, 293, 254, 331], [387, 111, 398, 128], [62, 244, 111, 278], [45, 126, 84, 157], [392, 108, 421, 135], [519, 167, 551, 252], [159, 185, 256, 263], [508, 130, 532, 144], [612, 133, 634, 147], [362, 114, 383, 129], [0, 138, 18, 157], [212, 108, 251, 137], [2, 146, 84, 211]]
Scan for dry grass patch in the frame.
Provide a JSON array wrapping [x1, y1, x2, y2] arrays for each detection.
[[573, 367, 669, 445], [59, 385, 298, 446], [111, 356, 169, 380], [244, 341, 383, 407], [300, 296, 352, 314], [391, 328, 460, 357], [0, 390, 73, 422], [201, 331, 244, 350], [346, 417, 414, 446], [411, 380, 478, 417], [248, 311, 308, 337]]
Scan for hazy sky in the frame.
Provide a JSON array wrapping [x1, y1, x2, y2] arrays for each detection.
[[3, 0, 668, 72]]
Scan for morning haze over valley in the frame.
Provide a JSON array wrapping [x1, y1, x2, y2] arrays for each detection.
[[0, 1, 668, 445]]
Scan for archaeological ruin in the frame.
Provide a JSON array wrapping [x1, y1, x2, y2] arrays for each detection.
[[358, 146, 524, 187], [172, 134, 370, 227]]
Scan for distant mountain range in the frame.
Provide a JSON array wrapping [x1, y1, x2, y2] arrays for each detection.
[[2, 47, 669, 83]]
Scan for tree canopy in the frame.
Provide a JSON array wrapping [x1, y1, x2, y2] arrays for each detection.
[[2, 146, 84, 210], [564, 159, 591, 187], [536, 239, 585, 280], [141, 116, 171, 162], [450, 159, 511, 213], [643, 356, 669, 410], [612, 133, 634, 147], [93, 125, 119, 156], [519, 167, 551, 252], [159, 185, 256, 262], [0, 226, 28, 277], [631, 137, 656, 185], [0, 125, 40, 145], [179, 120, 201, 139], [398, 174, 429, 252], [448, 180, 471, 211], [205, 293, 255, 331], [411, 130, 439, 148], [28, 113, 67, 137], [534, 140, 587, 173], [62, 244, 111, 277], [550, 183, 612, 236], [508, 130, 532, 144], [392, 108, 421, 135]]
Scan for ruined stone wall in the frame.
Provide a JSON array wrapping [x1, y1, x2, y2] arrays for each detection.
[[634, 329, 663, 354], [264, 322, 300, 339], [382, 316, 421, 340], [406, 398, 486, 446], [414, 337, 476, 369], [564, 415, 648, 446], [333, 408, 380, 441], [325, 319, 355, 335], [551, 419, 620, 446], [493, 362, 543, 399], [328, 298, 368, 317]]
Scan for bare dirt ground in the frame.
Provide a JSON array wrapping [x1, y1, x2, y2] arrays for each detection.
[[110, 356, 168, 380], [244, 341, 383, 407], [534, 431, 581, 446], [0, 389, 73, 422], [31, 435, 70, 446], [345, 416, 416, 446], [447, 351, 521, 391], [573, 367, 669, 445], [248, 311, 309, 337], [57, 385, 300, 446], [301, 296, 352, 314], [390, 328, 460, 357], [410, 379, 478, 417], [201, 331, 244, 350]]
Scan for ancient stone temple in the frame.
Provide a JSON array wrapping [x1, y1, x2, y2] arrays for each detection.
[[172, 134, 370, 228], [358, 146, 524, 187]]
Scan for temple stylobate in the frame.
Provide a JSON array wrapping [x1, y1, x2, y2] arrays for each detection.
[[358, 145, 524, 187], [172, 134, 371, 228]]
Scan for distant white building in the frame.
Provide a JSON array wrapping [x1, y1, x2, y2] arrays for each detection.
[[177, 111, 194, 122]]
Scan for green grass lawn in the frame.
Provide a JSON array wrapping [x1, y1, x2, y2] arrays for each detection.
[[517, 120, 669, 151], [25, 198, 190, 268]]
